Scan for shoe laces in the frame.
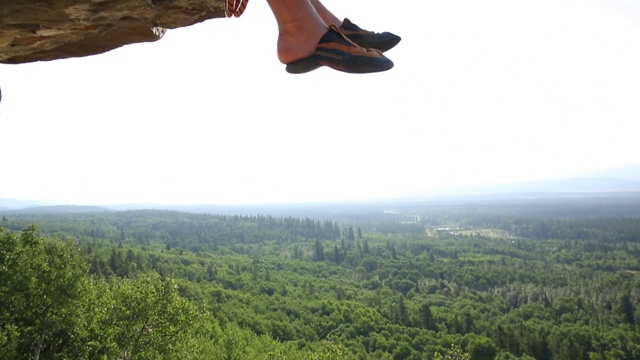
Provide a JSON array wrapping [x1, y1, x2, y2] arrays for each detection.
[[341, 18, 375, 35], [329, 25, 382, 55]]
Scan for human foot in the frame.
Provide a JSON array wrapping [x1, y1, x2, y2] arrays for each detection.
[[285, 25, 394, 74], [339, 18, 401, 53], [276, 19, 328, 65]]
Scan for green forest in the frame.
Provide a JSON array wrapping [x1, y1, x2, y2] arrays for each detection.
[[1, 196, 639, 359]]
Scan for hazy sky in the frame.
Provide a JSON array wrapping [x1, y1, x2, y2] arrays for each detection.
[[1, 0, 639, 205]]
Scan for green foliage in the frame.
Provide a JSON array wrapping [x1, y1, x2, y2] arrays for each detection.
[[0, 226, 205, 360], [2, 197, 640, 359], [466, 334, 498, 360], [95, 274, 199, 359], [0, 226, 86, 360], [435, 344, 471, 360]]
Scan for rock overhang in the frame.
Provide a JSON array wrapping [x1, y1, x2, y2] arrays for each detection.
[[0, 0, 226, 64]]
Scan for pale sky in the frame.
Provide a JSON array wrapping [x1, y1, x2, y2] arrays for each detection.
[[1, 0, 639, 205]]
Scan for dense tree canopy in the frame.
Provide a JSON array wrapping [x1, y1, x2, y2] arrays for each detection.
[[1, 197, 639, 359]]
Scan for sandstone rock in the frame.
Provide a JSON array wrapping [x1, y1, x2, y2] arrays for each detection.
[[0, 0, 226, 64]]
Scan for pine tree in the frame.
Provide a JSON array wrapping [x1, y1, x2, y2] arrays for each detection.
[[419, 303, 434, 329], [313, 239, 325, 262]]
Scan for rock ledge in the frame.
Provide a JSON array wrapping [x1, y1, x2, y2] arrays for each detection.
[[1, 0, 225, 64]]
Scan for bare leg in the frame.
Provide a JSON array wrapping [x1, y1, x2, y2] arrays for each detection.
[[267, 0, 394, 73], [308, 0, 342, 28], [307, 0, 401, 54], [266, 0, 328, 64]]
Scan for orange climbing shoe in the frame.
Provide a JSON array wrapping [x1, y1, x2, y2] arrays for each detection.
[[285, 25, 394, 74], [339, 18, 401, 53]]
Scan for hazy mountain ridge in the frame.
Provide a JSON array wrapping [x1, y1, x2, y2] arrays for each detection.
[[2, 163, 640, 212], [0, 198, 44, 211], [1, 204, 112, 214], [577, 162, 640, 181], [429, 177, 640, 199], [415, 163, 640, 200]]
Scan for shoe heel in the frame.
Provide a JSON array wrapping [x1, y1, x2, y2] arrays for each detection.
[[286, 56, 321, 74]]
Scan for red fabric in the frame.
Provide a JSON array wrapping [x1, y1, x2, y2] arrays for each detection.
[[225, 0, 249, 18]]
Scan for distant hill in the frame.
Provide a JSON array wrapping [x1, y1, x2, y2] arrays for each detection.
[[463, 177, 640, 196], [499, 162, 640, 194], [578, 162, 640, 181], [0, 198, 45, 211], [3, 205, 112, 214], [2, 163, 639, 211], [413, 163, 640, 200]]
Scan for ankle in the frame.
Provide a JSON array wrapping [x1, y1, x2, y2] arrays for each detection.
[[276, 23, 327, 64], [278, 20, 326, 40]]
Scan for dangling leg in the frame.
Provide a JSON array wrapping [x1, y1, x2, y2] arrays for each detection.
[[309, 0, 402, 53], [307, 0, 342, 27], [266, 0, 394, 74], [266, 0, 328, 65]]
